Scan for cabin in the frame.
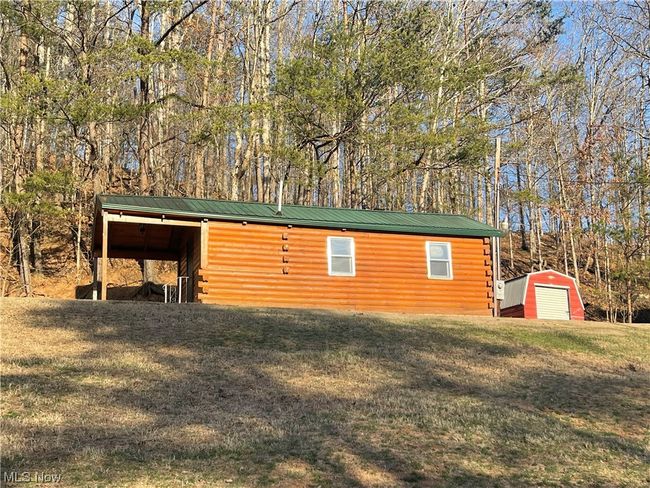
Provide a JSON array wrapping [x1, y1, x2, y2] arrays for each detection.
[[500, 270, 585, 320], [91, 194, 501, 315]]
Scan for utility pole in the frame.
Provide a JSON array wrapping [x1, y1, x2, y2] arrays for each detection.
[[493, 137, 502, 316]]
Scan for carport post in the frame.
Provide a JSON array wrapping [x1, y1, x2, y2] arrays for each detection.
[[101, 211, 108, 300], [92, 256, 98, 300], [200, 219, 209, 268]]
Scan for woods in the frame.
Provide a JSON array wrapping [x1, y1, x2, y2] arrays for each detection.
[[0, 0, 648, 322]]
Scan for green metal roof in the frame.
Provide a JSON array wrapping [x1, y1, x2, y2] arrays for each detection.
[[97, 194, 501, 237]]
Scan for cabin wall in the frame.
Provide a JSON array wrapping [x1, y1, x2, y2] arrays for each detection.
[[196, 221, 493, 315], [523, 272, 584, 320]]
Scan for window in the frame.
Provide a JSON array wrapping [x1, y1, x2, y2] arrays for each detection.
[[426, 241, 452, 279], [327, 236, 355, 276]]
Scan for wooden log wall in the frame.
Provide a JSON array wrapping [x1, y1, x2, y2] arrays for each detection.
[[196, 222, 493, 315]]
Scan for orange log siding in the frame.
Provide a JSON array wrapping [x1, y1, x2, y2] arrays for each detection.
[[196, 221, 494, 315]]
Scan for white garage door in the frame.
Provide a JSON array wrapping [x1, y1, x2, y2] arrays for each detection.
[[535, 286, 570, 320]]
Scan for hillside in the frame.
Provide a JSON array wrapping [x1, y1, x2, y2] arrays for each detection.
[[1, 298, 648, 487], [501, 234, 650, 322]]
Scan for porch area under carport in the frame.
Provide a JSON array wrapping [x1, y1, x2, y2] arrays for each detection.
[[91, 211, 207, 301]]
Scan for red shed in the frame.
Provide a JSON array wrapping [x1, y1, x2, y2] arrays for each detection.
[[500, 270, 584, 320]]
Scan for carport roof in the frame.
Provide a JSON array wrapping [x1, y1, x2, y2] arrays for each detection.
[[96, 194, 501, 237]]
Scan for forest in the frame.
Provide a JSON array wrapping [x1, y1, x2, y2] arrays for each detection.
[[0, 0, 648, 322]]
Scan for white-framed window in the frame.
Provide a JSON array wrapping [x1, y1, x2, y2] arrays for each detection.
[[327, 236, 355, 276], [426, 241, 453, 279]]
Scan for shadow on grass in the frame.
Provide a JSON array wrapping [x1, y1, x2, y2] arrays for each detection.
[[75, 282, 166, 301], [2, 300, 649, 487]]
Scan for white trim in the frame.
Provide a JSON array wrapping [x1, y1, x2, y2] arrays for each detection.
[[534, 284, 570, 290], [327, 236, 355, 277], [425, 241, 453, 280], [521, 269, 584, 309], [200, 221, 209, 268], [105, 213, 201, 227], [527, 269, 578, 280]]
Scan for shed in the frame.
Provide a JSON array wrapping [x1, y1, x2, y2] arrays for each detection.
[[91, 194, 501, 315], [500, 270, 584, 320]]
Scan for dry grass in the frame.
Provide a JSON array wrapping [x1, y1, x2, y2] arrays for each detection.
[[1, 298, 648, 487]]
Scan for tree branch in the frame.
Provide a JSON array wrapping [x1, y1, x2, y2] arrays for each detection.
[[155, 0, 208, 47]]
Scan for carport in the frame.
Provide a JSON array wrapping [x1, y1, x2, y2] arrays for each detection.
[[91, 196, 207, 301]]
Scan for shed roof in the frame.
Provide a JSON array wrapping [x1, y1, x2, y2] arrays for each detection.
[[96, 194, 501, 237]]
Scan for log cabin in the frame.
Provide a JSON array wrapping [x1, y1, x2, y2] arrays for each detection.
[[91, 194, 501, 315]]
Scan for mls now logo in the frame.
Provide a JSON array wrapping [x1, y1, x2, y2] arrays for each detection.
[[2, 471, 62, 483]]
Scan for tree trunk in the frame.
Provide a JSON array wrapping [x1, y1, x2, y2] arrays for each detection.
[[141, 259, 157, 283], [259, 0, 272, 202], [515, 162, 528, 251], [12, 31, 32, 295], [137, 0, 151, 194], [193, 0, 220, 198]]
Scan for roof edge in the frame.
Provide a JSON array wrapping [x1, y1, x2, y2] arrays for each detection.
[[97, 193, 496, 220], [98, 200, 503, 238]]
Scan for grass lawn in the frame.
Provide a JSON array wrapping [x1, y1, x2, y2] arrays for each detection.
[[1, 298, 648, 487]]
